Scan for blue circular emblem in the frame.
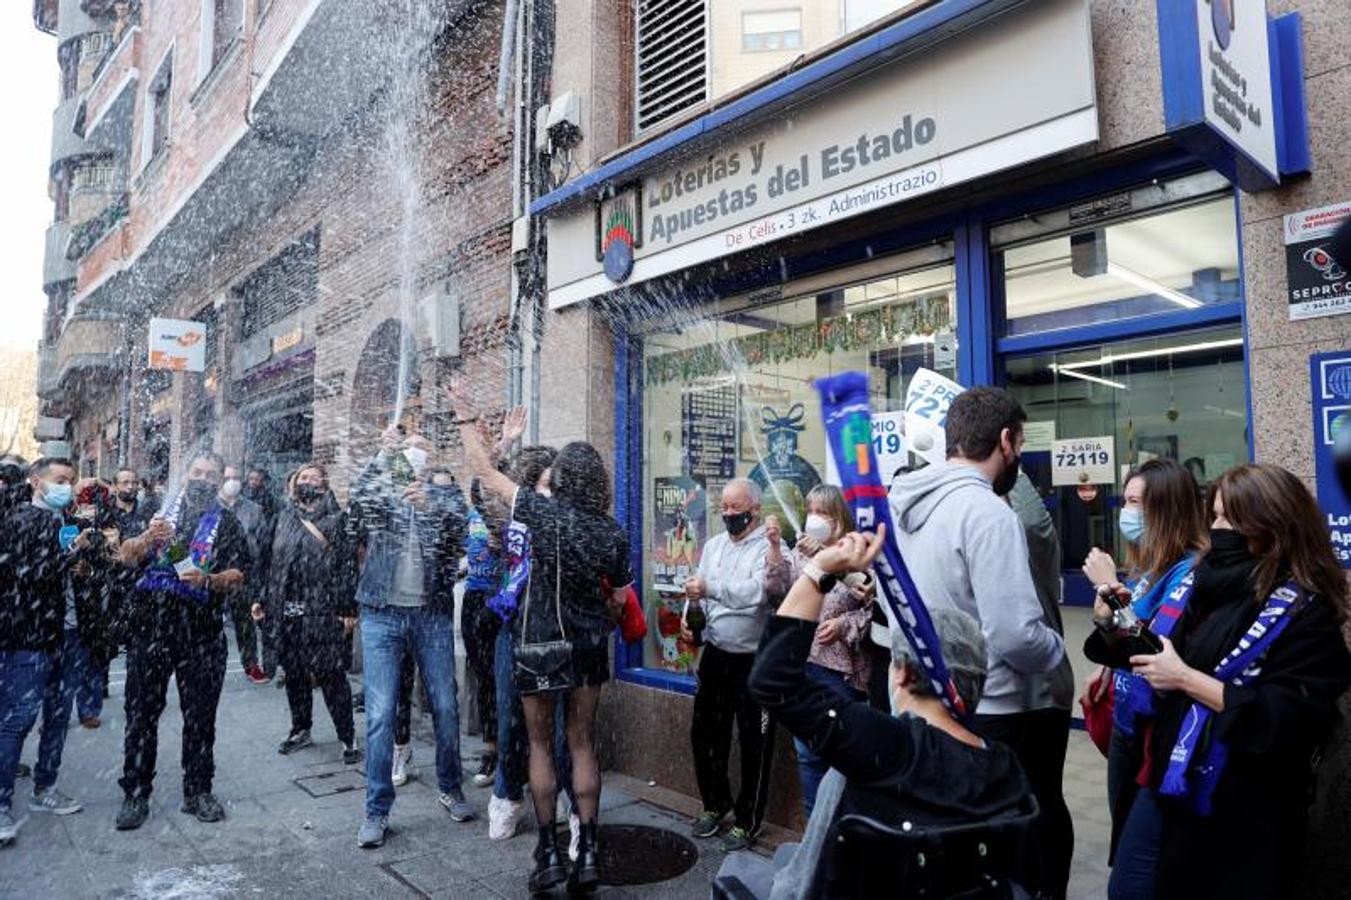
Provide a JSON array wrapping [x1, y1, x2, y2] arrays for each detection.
[[603, 240, 634, 283], [1328, 365, 1351, 401], [1211, 0, 1234, 51]]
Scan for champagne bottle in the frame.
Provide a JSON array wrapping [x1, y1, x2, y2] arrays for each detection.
[[683, 599, 706, 647]]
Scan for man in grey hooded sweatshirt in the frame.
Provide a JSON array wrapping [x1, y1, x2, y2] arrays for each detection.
[[889, 386, 1070, 899]]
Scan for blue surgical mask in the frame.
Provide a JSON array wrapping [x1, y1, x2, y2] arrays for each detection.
[[1119, 506, 1145, 543], [42, 482, 72, 512]]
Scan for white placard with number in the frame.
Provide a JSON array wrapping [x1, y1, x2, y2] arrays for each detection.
[[1051, 436, 1116, 486], [904, 368, 966, 466]]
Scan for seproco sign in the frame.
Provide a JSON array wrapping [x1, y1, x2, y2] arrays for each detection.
[[545, 0, 1097, 309]]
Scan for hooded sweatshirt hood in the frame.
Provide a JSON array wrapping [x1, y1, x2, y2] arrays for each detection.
[[887, 462, 1065, 716]]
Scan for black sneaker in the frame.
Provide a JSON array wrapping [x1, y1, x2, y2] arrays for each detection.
[[115, 796, 149, 831], [691, 809, 727, 839], [342, 744, 362, 766], [181, 793, 225, 823], [472, 752, 497, 787], [278, 729, 313, 755]]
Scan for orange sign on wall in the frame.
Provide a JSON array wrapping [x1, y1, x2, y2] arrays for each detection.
[[147, 317, 206, 372]]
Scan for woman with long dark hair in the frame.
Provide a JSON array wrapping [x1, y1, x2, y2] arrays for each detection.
[[1082, 458, 1207, 860], [450, 383, 631, 895], [1095, 464, 1350, 899]]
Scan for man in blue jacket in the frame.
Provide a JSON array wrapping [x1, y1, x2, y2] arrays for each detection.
[[350, 426, 470, 849]]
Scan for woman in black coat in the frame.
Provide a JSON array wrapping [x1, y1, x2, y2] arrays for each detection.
[[254, 463, 359, 764], [1092, 464, 1351, 900]]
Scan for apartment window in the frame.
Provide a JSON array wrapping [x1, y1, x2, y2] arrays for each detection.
[[53, 173, 70, 223], [58, 39, 81, 100], [635, 0, 708, 132], [199, 0, 243, 82], [238, 229, 321, 338], [741, 9, 803, 52], [147, 52, 173, 162]]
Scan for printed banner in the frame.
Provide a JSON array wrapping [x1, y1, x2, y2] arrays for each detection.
[[1284, 201, 1351, 321], [148, 318, 207, 372], [1310, 351, 1351, 568], [651, 476, 706, 592]]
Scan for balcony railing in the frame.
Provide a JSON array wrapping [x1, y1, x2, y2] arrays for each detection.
[[44, 221, 76, 287], [40, 316, 124, 399], [66, 192, 127, 260]]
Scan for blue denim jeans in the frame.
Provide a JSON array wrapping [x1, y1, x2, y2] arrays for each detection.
[[0, 651, 53, 811], [492, 624, 573, 807], [1108, 787, 1163, 900], [361, 605, 463, 817], [793, 663, 865, 817], [57, 628, 102, 723]]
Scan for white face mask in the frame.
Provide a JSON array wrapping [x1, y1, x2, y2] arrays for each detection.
[[403, 446, 429, 476], [803, 513, 834, 543], [219, 479, 242, 501]]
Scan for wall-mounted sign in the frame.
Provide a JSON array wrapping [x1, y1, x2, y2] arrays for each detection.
[[1284, 201, 1351, 321], [148, 317, 206, 372], [596, 186, 642, 284], [271, 325, 304, 356], [1157, 0, 1308, 191], [1023, 420, 1057, 454], [1310, 351, 1351, 568], [34, 416, 67, 441], [545, 0, 1097, 308], [1051, 436, 1115, 486]]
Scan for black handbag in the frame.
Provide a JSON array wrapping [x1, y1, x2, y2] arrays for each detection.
[[514, 520, 573, 695]]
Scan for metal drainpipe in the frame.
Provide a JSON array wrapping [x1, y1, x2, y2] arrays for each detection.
[[117, 317, 133, 467], [525, 0, 554, 444], [505, 0, 527, 413]]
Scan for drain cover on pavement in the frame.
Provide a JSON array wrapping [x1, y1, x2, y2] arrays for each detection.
[[590, 824, 699, 886], [294, 769, 365, 797]]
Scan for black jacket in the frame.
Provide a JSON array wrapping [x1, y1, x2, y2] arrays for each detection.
[[0, 503, 66, 653], [749, 616, 1038, 898], [267, 494, 356, 673]]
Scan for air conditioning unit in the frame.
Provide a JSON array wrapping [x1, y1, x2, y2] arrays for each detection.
[[418, 287, 461, 359]]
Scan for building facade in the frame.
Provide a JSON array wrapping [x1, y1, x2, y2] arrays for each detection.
[[33, 0, 522, 492], [529, 0, 1351, 850]]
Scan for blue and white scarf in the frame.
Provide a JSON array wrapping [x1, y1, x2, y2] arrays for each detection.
[[1158, 581, 1300, 816], [1113, 559, 1195, 737], [815, 372, 966, 717], [488, 518, 531, 623], [135, 488, 223, 605]]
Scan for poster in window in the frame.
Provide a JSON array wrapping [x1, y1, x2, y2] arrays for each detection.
[[682, 385, 737, 481], [651, 476, 706, 674], [745, 400, 822, 544]]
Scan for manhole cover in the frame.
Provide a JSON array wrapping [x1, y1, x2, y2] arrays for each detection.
[[584, 824, 699, 886], [294, 770, 365, 798]]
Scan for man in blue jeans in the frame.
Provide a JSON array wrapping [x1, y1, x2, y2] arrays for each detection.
[[349, 427, 470, 849], [0, 456, 76, 844]]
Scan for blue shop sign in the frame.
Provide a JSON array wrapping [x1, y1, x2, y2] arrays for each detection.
[[1157, 0, 1310, 191], [1310, 351, 1351, 568]]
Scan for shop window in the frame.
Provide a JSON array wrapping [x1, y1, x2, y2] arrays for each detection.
[[1003, 326, 1247, 588], [637, 257, 956, 674], [996, 184, 1240, 337], [237, 229, 320, 338], [742, 9, 803, 52]]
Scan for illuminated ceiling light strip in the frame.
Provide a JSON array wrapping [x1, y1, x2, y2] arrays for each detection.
[[1049, 364, 1128, 391], [1057, 337, 1244, 372], [1106, 262, 1203, 310]]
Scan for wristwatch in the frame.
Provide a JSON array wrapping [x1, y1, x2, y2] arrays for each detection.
[[801, 562, 838, 595]]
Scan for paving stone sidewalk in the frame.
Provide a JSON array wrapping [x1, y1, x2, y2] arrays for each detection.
[[0, 638, 1112, 899]]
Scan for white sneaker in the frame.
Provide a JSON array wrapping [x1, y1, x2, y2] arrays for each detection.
[[391, 743, 412, 787], [487, 793, 524, 841], [0, 808, 19, 844], [568, 812, 581, 862]]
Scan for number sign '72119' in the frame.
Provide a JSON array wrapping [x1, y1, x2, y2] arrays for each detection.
[[1050, 436, 1116, 487]]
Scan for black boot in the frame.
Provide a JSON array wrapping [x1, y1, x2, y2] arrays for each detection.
[[568, 821, 600, 893], [529, 824, 567, 894]]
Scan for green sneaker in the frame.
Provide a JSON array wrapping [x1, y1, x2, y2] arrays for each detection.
[[690, 809, 726, 839], [720, 825, 756, 853]]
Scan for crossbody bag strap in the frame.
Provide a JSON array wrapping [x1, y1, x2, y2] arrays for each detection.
[[555, 518, 566, 639], [299, 517, 329, 550]]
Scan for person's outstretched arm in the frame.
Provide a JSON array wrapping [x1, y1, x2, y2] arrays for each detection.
[[448, 377, 517, 501]]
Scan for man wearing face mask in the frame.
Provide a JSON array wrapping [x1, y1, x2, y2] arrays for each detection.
[[348, 426, 470, 849], [113, 451, 250, 831], [0, 458, 93, 839], [685, 478, 775, 853], [217, 465, 270, 684], [890, 386, 1068, 899]]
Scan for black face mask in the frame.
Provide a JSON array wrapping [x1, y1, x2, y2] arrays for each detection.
[[991, 452, 1021, 497], [184, 479, 217, 508], [722, 511, 753, 537], [296, 484, 323, 504], [117, 490, 138, 504]]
